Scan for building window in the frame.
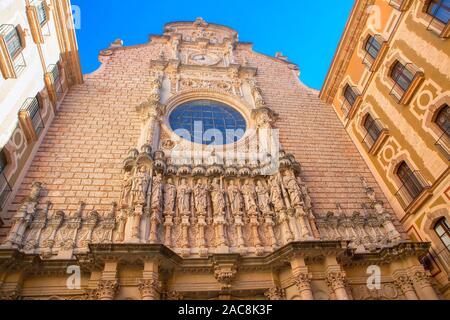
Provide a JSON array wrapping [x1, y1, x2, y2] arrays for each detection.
[[169, 100, 246, 145], [434, 218, 450, 251], [427, 0, 450, 24], [364, 114, 382, 142], [365, 35, 382, 60], [343, 85, 358, 106], [0, 24, 26, 78], [389, 61, 424, 104], [396, 162, 425, 200], [391, 61, 414, 92], [37, 2, 48, 26], [3, 26, 23, 60], [435, 104, 450, 136], [434, 104, 450, 159], [0, 150, 12, 210]]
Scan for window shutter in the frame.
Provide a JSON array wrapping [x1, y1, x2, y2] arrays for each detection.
[[16, 25, 26, 49]]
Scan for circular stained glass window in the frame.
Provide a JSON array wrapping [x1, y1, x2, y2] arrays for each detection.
[[169, 100, 246, 145]]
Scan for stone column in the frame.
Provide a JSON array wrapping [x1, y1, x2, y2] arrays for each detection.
[[290, 255, 314, 300], [97, 261, 119, 300], [325, 270, 348, 300], [410, 269, 439, 300], [393, 272, 418, 300], [324, 256, 349, 300], [137, 100, 163, 150], [139, 259, 160, 300]]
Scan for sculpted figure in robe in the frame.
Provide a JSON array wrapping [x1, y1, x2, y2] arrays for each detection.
[[242, 180, 258, 214], [227, 180, 243, 215], [282, 170, 303, 208], [256, 180, 271, 214], [209, 178, 225, 216], [193, 179, 208, 215], [132, 166, 151, 205], [163, 178, 176, 215], [269, 176, 285, 212], [177, 178, 192, 215], [151, 173, 163, 212], [119, 171, 133, 208]]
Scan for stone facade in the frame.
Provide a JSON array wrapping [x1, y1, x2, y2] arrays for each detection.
[[0, 18, 441, 300]]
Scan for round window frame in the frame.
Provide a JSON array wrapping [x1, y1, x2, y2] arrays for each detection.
[[163, 92, 254, 148]]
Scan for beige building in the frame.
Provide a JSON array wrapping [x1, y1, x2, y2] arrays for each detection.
[[0, 0, 82, 227], [320, 0, 449, 298], [0, 14, 445, 299]]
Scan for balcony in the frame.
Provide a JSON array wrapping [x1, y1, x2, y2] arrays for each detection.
[[19, 96, 44, 142], [388, 0, 412, 11], [362, 35, 389, 72], [395, 170, 432, 214], [389, 63, 424, 105], [45, 63, 66, 110], [362, 119, 389, 155], [435, 129, 450, 160]]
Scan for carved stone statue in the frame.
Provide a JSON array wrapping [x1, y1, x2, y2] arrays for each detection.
[[227, 180, 243, 215], [163, 178, 176, 215], [209, 178, 225, 216], [282, 170, 303, 208], [256, 180, 271, 214], [119, 171, 133, 208], [269, 176, 285, 212], [151, 173, 163, 212], [193, 179, 208, 215], [132, 166, 151, 205], [242, 180, 257, 214], [177, 178, 192, 215]]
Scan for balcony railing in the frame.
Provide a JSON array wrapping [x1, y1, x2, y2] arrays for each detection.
[[435, 129, 450, 160], [0, 24, 27, 76], [426, 1, 450, 38], [20, 96, 44, 136], [389, 63, 424, 104], [0, 171, 12, 210], [362, 119, 388, 152], [395, 170, 431, 210], [47, 64, 64, 100]]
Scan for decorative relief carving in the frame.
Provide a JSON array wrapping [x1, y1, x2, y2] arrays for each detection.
[[264, 287, 285, 300]]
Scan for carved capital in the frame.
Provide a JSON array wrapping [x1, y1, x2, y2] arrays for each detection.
[[264, 287, 285, 300], [138, 278, 160, 300], [393, 274, 415, 294], [325, 271, 346, 291], [294, 272, 312, 293], [97, 280, 119, 300], [214, 263, 237, 289], [410, 270, 433, 288], [166, 291, 184, 300]]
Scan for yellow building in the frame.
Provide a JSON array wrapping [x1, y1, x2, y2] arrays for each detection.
[[320, 0, 449, 298]]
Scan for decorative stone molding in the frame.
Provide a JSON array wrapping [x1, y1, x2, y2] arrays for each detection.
[[166, 291, 184, 300], [214, 262, 237, 290]]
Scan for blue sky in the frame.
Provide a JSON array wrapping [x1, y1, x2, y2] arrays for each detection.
[[71, 0, 354, 90]]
